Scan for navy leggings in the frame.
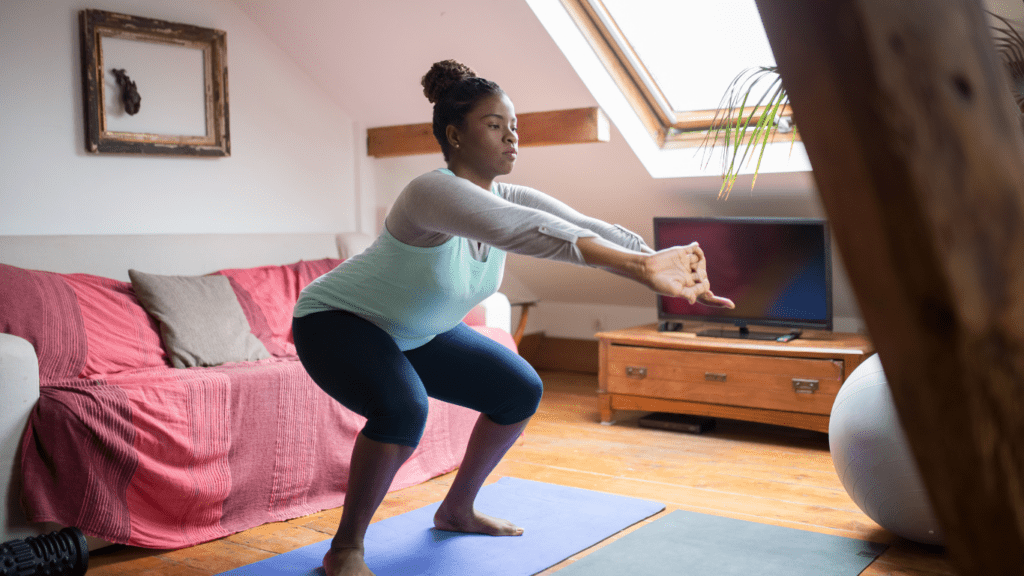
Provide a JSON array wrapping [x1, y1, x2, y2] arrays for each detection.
[[292, 310, 543, 448]]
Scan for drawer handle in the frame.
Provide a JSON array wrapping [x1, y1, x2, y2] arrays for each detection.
[[792, 378, 819, 393], [625, 366, 647, 379], [705, 372, 727, 382]]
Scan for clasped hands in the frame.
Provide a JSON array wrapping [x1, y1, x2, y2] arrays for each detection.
[[643, 242, 735, 308]]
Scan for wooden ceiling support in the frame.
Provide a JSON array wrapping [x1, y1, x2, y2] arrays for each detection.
[[754, 0, 1024, 573], [366, 106, 610, 158]]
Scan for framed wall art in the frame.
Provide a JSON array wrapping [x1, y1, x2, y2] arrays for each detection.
[[79, 9, 230, 156]]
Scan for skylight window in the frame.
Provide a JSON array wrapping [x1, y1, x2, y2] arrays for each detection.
[[601, 0, 777, 113], [525, 0, 811, 179]]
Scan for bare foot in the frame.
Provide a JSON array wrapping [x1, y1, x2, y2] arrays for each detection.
[[433, 506, 524, 536], [323, 545, 374, 576]]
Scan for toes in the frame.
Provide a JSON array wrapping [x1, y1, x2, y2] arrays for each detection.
[[488, 516, 524, 536], [434, 510, 523, 536]]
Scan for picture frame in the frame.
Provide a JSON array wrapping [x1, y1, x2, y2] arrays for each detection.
[[79, 9, 230, 156]]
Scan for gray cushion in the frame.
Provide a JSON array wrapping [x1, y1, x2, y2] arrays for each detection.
[[129, 269, 270, 368]]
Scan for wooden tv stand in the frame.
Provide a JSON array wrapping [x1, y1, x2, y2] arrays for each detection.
[[595, 323, 874, 433]]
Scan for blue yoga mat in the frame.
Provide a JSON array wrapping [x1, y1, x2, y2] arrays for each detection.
[[554, 509, 889, 576], [217, 477, 665, 576]]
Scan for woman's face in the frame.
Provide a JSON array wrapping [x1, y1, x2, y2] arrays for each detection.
[[450, 93, 519, 181]]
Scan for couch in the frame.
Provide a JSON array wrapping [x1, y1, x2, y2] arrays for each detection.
[[0, 233, 515, 549]]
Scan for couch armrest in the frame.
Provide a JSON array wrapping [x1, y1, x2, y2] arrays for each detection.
[[335, 232, 375, 260], [476, 292, 512, 334], [1, 333, 42, 543]]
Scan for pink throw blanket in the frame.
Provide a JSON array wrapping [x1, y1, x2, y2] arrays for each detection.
[[22, 362, 477, 548]]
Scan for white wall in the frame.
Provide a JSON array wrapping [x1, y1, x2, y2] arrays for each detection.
[[0, 0, 367, 236]]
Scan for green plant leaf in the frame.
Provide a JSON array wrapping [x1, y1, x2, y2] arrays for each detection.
[[749, 84, 786, 190], [698, 66, 789, 199]]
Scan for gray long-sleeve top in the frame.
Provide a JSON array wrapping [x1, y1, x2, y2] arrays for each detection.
[[385, 169, 650, 262]]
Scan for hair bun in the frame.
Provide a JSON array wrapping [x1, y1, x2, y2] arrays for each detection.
[[422, 60, 477, 104]]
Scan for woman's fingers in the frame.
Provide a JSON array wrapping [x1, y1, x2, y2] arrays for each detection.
[[679, 286, 698, 305], [647, 244, 730, 308], [698, 289, 735, 309], [686, 242, 705, 262]]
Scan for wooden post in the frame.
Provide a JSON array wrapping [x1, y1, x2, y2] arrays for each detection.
[[753, 0, 1024, 573]]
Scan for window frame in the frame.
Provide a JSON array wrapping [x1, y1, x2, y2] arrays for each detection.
[[560, 0, 796, 149]]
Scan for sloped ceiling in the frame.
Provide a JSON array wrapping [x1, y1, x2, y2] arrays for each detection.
[[230, 0, 595, 128], [232, 0, 1023, 129]]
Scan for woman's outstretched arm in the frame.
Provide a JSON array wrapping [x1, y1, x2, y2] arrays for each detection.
[[576, 237, 735, 308]]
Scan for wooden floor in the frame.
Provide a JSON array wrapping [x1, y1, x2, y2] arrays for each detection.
[[87, 371, 954, 575]]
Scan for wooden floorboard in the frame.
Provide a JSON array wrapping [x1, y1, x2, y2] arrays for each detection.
[[86, 371, 954, 575]]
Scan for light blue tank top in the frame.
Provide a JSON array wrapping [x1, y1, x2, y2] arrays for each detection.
[[293, 173, 506, 351]]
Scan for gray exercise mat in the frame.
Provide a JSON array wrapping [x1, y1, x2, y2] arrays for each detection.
[[554, 509, 888, 576]]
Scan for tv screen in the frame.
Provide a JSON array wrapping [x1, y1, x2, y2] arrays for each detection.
[[654, 217, 832, 339]]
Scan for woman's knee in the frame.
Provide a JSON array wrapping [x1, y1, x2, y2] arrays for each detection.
[[490, 369, 543, 425], [361, 393, 430, 448], [521, 370, 544, 413]]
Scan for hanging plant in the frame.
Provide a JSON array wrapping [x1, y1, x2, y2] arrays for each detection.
[[700, 6, 1024, 200], [989, 10, 1024, 114], [697, 66, 796, 200]]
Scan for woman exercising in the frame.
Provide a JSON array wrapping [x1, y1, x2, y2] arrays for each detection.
[[292, 59, 735, 576]]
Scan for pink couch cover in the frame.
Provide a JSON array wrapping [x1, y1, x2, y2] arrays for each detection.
[[0, 259, 506, 549]]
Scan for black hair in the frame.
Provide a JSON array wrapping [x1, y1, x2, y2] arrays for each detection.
[[421, 60, 504, 161]]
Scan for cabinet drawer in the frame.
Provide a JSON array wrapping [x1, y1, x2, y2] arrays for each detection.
[[605, 345, 844, 415]]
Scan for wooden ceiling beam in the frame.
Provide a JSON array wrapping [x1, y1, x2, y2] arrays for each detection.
[[366, 106, 610, 158]]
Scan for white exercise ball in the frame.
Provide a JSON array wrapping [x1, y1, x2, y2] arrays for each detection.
[[829, 353, 944, 546]]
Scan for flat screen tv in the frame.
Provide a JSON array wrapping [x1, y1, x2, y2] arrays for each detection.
[[654, 217, 832, 340]]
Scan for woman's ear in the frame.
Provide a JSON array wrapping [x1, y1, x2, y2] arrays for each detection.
[[445, 125, 460, 151]]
